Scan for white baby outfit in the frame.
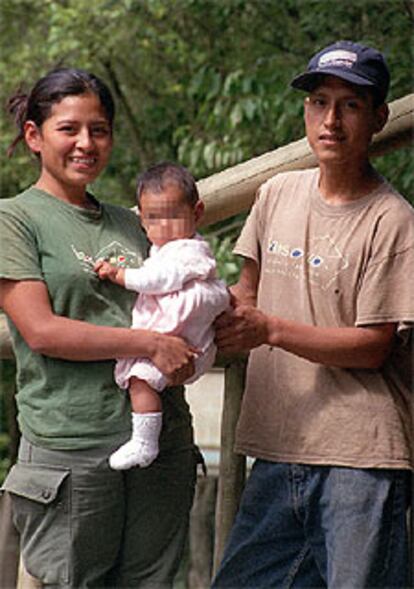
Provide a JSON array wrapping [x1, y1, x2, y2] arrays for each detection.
[[115, 234, 230, 392]]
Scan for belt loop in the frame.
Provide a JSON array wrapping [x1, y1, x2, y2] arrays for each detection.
[[18, 437, 32, 463]]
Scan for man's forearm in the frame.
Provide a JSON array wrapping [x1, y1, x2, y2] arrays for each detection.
[[267, 315, 396, 369], [216, 302, 395, 369]]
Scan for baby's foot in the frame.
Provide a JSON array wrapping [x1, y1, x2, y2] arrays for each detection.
[[109, 439, 158, 470], [109, 412, 162, 470]]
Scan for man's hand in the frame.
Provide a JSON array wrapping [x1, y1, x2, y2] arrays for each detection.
[[215, 304, 270, 355]]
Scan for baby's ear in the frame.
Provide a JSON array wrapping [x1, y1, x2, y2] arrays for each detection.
[[194, 200, 205, 223]]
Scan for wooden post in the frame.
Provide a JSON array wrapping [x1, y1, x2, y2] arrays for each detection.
[[213, 357, 248, 575]]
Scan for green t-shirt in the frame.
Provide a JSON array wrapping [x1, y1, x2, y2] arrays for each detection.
[[0, 187, 193, 450]]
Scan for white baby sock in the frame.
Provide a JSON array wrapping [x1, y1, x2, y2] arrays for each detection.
[[109, 412, 163, 470]]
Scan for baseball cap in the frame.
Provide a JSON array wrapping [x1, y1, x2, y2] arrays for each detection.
[[291, 40, 390, 103]]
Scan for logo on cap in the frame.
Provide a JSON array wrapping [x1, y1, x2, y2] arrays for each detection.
[[318, 50, 357, 69]]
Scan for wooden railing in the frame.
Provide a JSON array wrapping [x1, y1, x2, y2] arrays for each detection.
[[0, 93, 413, 582], [198, 93, 413, 227]]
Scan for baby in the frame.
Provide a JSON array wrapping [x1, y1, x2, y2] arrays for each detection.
[[95, 162, 230, 470]]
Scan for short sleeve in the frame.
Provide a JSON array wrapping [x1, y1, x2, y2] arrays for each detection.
[[233, 186, 267, 264], [234, 175, 287, 265], [356, 205, 414, 332], [0, 206, 43, 281]]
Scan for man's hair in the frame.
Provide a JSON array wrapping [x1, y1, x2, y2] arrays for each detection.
[[136, 161, 200, 207]]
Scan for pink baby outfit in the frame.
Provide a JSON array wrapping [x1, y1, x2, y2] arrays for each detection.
[[115, 234, 230, 391]]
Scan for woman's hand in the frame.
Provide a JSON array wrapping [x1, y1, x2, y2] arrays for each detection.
[[150, 332, 198, 385]]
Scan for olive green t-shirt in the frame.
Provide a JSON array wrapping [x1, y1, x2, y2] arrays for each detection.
[[0, 187, 193, 450]]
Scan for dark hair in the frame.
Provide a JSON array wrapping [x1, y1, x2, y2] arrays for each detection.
[[136, 162, 200, 208], [7, 68, 115, 156]]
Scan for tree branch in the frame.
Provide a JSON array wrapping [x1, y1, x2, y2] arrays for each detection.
[[101, 59, 150, 168]]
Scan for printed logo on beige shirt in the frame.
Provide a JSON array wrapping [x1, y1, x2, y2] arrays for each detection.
[[266, 234, 349, 290]]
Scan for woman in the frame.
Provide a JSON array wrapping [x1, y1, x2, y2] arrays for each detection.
[[0, 68, 198, 587]]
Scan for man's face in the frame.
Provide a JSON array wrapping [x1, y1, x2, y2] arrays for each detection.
[[304, 76, 388, 167]]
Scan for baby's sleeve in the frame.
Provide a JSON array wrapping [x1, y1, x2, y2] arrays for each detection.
[[124, 240, 216, 294]]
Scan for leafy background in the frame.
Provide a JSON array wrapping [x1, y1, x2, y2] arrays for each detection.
[[0, 0, 413, 480]]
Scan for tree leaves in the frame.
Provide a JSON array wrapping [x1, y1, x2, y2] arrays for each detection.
[[0, 0, 412, 208]]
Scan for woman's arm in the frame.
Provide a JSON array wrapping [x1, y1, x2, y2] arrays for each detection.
[[215, 258, 396, 369], [0, 279, 196, 379]]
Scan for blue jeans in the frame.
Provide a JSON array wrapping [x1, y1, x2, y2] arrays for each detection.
[[212, 461, 411, 588]]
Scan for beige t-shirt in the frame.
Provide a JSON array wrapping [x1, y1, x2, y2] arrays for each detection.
[[234, 168, 414, 469]]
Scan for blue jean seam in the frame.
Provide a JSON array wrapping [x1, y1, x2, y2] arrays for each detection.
[[382, 473, 406, 583], [284, 542, 311, 589]]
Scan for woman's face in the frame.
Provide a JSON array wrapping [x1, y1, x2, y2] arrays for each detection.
[[24, 92, 113, 202]]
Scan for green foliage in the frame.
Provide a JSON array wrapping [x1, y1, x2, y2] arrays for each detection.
[[0, 0, 412, 483], [0, 432, 11, 485], [0, 0, 412, 247], [375, 147, 413, 205], [0, 360, 16, 483], [206, 234, 243, 286]]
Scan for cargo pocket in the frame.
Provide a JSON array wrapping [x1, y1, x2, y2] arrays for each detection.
[[1, 463, 71, 585]]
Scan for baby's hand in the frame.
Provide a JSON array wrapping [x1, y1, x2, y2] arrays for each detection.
[[94, 259, 124, 285]]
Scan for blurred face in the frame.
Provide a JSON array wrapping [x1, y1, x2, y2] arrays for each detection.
[[304, 76, 388, 167], [24, 92, 112, 202], [140, 182, 204, 247]]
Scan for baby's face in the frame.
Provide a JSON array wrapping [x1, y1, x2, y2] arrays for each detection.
[[140, 183, 204, 247]]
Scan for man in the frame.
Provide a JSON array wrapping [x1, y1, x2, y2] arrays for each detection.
[[212, 41, 413, 588]]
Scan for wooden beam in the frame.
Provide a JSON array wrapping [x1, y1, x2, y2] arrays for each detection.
[[198, 94, 414, 227]]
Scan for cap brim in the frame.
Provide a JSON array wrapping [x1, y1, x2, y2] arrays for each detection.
[[291, 68, 375, 91]]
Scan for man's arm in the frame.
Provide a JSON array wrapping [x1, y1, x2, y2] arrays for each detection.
[[215, 258, 396, 369], [0, 279, 196, 380], [230, 257, 259, 306]]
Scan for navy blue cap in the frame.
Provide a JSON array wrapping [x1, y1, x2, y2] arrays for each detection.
[[291, 41, 390, 103]]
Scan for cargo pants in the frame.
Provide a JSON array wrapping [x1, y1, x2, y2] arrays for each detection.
[[1, 437, 198, 588]]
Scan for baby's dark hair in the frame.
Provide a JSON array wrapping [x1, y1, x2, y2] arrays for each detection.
[[6, 67, 115, 156], [136, 161, 200, 208]]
